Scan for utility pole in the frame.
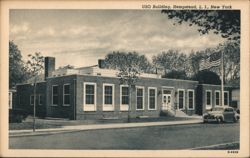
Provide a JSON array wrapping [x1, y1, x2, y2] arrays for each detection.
[[221, 51, 224, 107]]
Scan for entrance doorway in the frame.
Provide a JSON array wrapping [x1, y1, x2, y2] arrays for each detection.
[[162, 94, 171, 110]]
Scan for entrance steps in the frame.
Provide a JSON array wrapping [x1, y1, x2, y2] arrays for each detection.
[[175, 110, 189, 117]]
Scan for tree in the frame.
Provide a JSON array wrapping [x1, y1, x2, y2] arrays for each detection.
[[118, 65, 140, 123], [163, 70, 188, 80], [187, 48, 214, 77], [58, 65, 75, 69], [162, 10, 240, 41], [192, 70, 221, 85], [220, 42, 240, 84], [26, 52, 44, 132], [9, 41, 28, 88], [152, 50, 188, 75], [104, 51, 153, 73], [190, 42, 240, 85], [105, 52, 144, 122]]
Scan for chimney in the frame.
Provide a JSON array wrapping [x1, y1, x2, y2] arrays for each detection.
[[98, 59, 106, 69], [45, 57, 55, 79]]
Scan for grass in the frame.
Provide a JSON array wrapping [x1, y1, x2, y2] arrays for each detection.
[[9, 115, 195, 130]]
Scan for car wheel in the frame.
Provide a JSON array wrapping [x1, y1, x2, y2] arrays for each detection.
[[216, 117, 223, 123], [233, 117, 238, 123], [203, 119, 208, 123]]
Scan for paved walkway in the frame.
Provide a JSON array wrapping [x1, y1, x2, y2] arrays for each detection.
[[9, 118, 203, 137]]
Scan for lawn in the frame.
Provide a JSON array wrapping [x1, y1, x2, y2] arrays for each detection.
[[9, 115, 194, 130]]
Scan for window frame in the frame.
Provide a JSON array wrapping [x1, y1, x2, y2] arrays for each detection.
[[187, 89, 195, 110], [103, 83, 115, 111], [52, 85, 59, 106], [178, 89, 185, 110], [148, 87, 157, 110], [120, 85, 129, 111], [206, 90, 212, 109], [83, 82, 97, 111], [63, 84, 71, 106], [136, 86, 145, 111], [214, 90, 220, 106]]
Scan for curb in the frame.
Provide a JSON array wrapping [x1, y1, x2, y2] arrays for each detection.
[[9, 120, 203, 137]]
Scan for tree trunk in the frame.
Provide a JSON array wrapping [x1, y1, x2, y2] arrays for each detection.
[[33, 80, 37, 132], [128, 85, 131, 123]]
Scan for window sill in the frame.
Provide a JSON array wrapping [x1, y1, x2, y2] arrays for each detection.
[[83, 104, 96, 111], [136, 109, 144, 111], [103, 105, 114, 111], [177, 108, 185, 110], [148, 108, 157, 111], [63, 104, 70, 106], [120, 105, 129, 111]]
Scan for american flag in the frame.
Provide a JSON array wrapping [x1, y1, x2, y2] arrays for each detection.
[[199, 52, 221, 71]]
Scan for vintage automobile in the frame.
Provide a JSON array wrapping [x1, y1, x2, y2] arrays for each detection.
[[203, 106, 240, 123]]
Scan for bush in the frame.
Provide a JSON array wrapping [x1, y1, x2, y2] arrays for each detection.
[[192, 70, 221, 85], [9, 108, 28, 123]]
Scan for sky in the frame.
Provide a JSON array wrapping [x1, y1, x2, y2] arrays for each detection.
[[10, 9, 226, 68]]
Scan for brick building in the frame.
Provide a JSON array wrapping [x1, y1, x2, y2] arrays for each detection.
[[15, 57, 234, 120]]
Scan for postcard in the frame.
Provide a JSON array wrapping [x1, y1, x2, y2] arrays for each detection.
[[0, 0, 249, 157]]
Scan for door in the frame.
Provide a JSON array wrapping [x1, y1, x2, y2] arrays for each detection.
[[162, 94, 171, 110]]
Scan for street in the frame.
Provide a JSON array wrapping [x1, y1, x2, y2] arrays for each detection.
[[9, 122, 239, 150]]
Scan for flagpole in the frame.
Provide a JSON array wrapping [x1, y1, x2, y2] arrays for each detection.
[[221, 50, 224, 107]]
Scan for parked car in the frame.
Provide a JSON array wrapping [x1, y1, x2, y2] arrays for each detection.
[[203, 106, 240, 123]]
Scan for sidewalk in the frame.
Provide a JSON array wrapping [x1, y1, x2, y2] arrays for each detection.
[[9, 118, 203, 137]]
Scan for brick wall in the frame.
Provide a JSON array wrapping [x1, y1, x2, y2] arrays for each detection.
[[16, 74, 234, 120], [16, 82, 47, 117], [75, 75, 199, 120], [197, 84, 232, 115], [46, 75, 76, 119]]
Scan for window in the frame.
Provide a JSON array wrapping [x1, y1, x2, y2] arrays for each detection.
[[187, 90, 194, 110], [103, 84, 114, 111], [85, 84, 95, 104], [178, 89, 185, 110], [206, 90, 212, 109], [224, 91, 229, 106], [148, 87, 157, 110], [52, 85, 58, 106], [225, 108, 233, 112], [63, 84, 70, 106], [104, 85, 113, 105], [215, 91, 220, 106], [163, 90, 171, 94], [121, 86, 129, 105], [30, 95, 34, 105], [120, 85, 129, 111], [136, 87, 144, 110], [83, 82, 96, 111], [39, 94, 43, 105]]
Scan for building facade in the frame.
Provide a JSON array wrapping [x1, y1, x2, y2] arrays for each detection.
[[15, 57, 234, 120]]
